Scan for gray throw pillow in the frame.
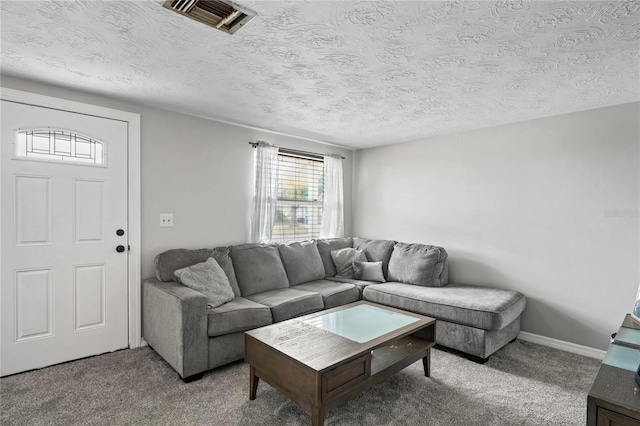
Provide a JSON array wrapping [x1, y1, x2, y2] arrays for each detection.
[[173, 257, 235, 308], [357, 239, 396, 279], [330, 248, 367, 278], [353, 261, 385, 283], [154, 247, 241, 297], [316, 237, 353, 277]]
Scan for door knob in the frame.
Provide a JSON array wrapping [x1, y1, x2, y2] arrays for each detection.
[[116, 245, 125, 253]]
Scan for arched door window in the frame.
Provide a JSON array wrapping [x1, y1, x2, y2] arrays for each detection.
[[15, 129, 105, 166]]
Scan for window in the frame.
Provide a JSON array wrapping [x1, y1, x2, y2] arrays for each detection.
[[251, 142, 343, 244], [271, 151, 324, 242], [15, 129, 105, 166]]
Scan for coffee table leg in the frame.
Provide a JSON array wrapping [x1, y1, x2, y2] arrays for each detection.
[[422, 349, 431, 377], [312, 405, 325, 426], [249, 365, 259, 400]]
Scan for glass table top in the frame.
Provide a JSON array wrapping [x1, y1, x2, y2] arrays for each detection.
[[302, 304, 420, 343]]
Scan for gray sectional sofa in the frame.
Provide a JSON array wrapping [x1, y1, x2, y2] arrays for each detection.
[[142, 237, 526, 381]]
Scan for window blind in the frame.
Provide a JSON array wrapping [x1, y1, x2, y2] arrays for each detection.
[[272, 152, 324, 243]]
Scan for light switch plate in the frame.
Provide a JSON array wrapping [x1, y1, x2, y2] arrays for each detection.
[[160, 213, 173, 227]]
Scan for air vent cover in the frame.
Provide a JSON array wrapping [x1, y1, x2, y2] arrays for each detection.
[[163, 0, 255, 34]]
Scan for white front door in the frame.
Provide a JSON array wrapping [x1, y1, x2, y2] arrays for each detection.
[[1, 100, 129, 376]]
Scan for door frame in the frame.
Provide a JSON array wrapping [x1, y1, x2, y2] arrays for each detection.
[[0, 87, 143, 349]]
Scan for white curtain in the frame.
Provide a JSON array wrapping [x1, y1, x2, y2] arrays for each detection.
[[250, 142, 279, 243], [320, 154, 344, 238]]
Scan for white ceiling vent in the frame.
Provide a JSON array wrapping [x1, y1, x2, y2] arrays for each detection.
[[162, 0, 255, 35]]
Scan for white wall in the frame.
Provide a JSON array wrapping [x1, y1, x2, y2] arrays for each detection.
[[353, 103, 640, 350], [4, 76, 637, 351], [1, 76, 354, 280]]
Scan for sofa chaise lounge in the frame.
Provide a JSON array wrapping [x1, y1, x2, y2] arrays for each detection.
[[142, 238, 526, 381]]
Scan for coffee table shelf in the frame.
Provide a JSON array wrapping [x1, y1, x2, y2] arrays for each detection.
[[371, 335, 433, 376]]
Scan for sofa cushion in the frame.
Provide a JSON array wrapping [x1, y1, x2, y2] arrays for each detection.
[[363, 283, 526, 331], [354, 239, 396, 278], [156, 248, 212, 281], [245, 288, 324, 322], [292, 280, 360, 309], [316, 237, 353, 277], [278, 241, 325, 285], [387, 243, 448, 287], [330, 248, 367, 278], [173, 258, 235, 309], [353, 261, 385, 283], [326, 276, 379, 295], [230, 243, 289, 296], [207, 297, 272, 337], [353, 237, 370, 250], [154, 247, 241, 296], [435, 317, 521, 359]]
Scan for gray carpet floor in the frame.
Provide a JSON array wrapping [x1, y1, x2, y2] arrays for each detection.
[[1, 340, 600, 425]]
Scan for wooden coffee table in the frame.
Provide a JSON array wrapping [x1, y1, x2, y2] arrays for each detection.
[[245, 300, 436, 426]]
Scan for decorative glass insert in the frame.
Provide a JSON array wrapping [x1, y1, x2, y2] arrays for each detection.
[[15, 129, 105, 166]]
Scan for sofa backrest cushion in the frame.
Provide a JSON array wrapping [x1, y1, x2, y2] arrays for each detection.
[[441, 256, 449, 286], [331, 247, 367, 279], [316, 237, 353, 277], [387, 243, 448, 287], [230, 243, 289, 296], [352, 237, 370, 252], [154, 247, 241, 296], [277, 240, 325, 286], [353, 238, 396, 279]]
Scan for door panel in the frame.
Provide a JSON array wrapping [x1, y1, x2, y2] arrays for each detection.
[[1, 100, 129, 376], [14, 175, 52, 246], [73, 179, 105, 244], [74, 263, 106, 330], [15, 268, 53, 341]]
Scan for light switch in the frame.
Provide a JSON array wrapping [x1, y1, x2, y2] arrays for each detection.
[[160, 213, 173, 227]]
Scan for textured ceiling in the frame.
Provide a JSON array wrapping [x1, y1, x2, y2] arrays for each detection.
[[1, 1, 639, 149]]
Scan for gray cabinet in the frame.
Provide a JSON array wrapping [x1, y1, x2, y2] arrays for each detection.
[[587, 315, 640, 426]]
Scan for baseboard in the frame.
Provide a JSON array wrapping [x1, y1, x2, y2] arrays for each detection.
[[518, 331, 606, 360]]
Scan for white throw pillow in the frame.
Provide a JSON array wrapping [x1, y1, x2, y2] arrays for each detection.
[[174, 257, 235, 308], [353, 261, 385, 283]]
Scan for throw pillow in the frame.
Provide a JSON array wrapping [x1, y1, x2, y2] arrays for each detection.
[[173, 257, 235, 308], [356, 239, 396, 279], [353, 261, 385, 283], [330, 248, 367, 279], [316, 237, 353, 277], [154, 247, 241, 296]]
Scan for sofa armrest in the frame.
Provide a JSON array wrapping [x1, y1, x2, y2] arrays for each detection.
[[142, 278, 208, 379]]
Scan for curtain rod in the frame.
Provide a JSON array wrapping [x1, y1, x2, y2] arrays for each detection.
[[248, 141, 345, 160]]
